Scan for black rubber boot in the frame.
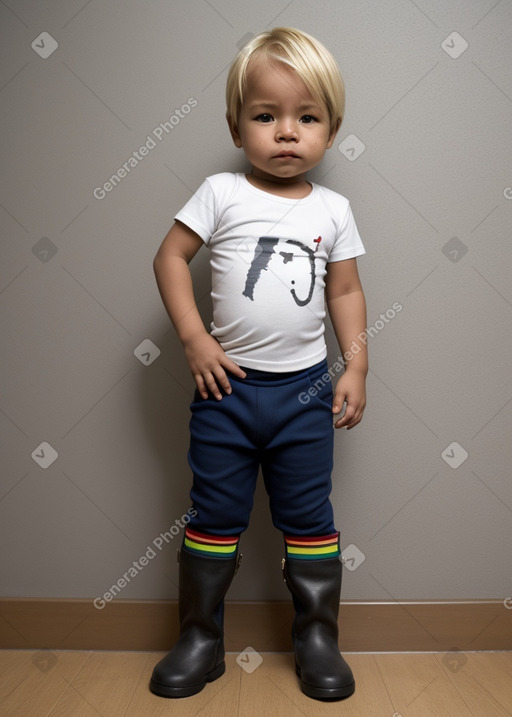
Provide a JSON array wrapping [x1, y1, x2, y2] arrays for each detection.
[[282, 556, 355, 701], [149, 546, 240, 698]]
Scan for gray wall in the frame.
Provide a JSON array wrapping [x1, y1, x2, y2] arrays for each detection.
[[1, 0, 511, 607]]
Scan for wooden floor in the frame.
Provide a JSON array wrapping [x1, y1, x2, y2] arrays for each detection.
[[1, 649, 511, 716]]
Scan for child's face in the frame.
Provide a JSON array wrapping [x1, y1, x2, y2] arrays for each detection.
[[228, 57, 338, 186]]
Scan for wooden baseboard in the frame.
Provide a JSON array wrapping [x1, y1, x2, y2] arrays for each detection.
[[0, 598, 510, 652]]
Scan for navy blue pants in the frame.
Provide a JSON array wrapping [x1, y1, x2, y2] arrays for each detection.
[[187, 360, 336, 537]]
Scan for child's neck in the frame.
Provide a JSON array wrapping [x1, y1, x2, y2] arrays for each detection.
[[245, 171, 312, 199]]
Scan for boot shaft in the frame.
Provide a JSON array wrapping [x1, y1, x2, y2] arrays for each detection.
[[283, 556, 342, 641], [282, 554, 355, 700], [178, 545, 241, 636], [149, 542, 241, 698]]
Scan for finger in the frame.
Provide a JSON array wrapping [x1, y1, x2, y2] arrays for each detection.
[[212, 367, 233, 396], [204, 372, 224, 401], [332, 396, 346, 415], [344, 412, 359, 429], [346, 419, 361, 430], [214, 358, 247, 396], [334, 403, 355, 429], [332, 383, 348, 413], [344, 406, 364, 430], [194, 374, 209, 400], [221, 357, 247, 379], [195, 370, 223, 401]]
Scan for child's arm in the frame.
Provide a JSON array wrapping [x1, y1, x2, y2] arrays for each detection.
[[325, 258, 368, 429], [154, 220, 246, 400]]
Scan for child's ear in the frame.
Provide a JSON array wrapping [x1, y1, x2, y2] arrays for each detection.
[[226, 113, 243, 148], [326, 117, 342, 149]]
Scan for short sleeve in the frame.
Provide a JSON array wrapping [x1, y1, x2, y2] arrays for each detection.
[[327, 201, 365, 263], [174, 178, 218, 244]]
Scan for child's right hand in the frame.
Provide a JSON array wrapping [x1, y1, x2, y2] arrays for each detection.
[[183, 332, 246, 400]]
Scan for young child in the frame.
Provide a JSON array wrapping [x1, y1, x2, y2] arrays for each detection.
[[150, 27, 367, 702]]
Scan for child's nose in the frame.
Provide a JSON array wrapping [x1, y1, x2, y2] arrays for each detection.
[[276, 120, 299, 141]]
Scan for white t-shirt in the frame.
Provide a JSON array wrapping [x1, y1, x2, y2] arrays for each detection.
[[175, 172, 365, 372]]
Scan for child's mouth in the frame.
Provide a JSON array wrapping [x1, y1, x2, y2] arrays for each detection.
[[274, 151, 300, 158]]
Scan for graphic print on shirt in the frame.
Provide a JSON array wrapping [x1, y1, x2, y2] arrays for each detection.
[[242, 236, 319, 307], [242, 236, 279, 301]]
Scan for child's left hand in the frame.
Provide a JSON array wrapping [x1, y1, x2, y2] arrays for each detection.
[[332, 370, 366, 429]]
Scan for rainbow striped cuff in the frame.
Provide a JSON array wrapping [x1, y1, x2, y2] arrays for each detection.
[[285, 532, 340, 560], [183, 528, 239, 558]]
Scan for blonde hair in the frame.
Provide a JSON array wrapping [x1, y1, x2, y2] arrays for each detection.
[[226, 27, 345, 135]]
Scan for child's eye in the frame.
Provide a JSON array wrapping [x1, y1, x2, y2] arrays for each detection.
[[300, 115, 317, 124], [255, 113, 274, 123]]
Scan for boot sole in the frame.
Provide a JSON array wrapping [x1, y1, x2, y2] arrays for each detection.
[[296, 665, 355, 701], [149, 661, 225, 698]]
